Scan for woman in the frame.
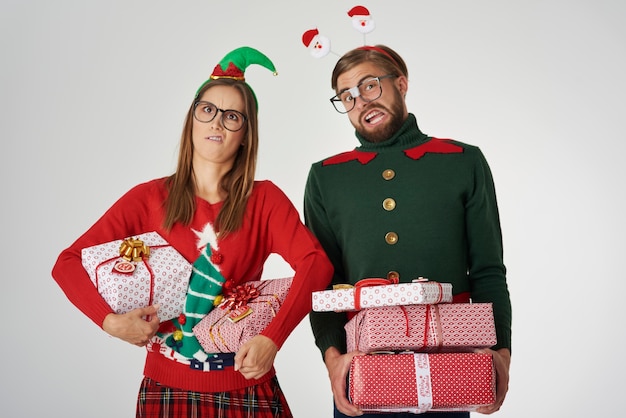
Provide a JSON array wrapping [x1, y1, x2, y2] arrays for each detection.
[[52, 46, 333, 417]]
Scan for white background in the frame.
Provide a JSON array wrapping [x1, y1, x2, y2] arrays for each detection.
[[2, 1, 625, 417]]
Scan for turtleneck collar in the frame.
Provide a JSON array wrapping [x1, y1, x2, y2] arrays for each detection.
[[355, 113, 429, 151]]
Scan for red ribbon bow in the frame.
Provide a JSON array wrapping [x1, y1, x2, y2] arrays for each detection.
[[220, 283, 260, 311], [353, 277, 400, 310]]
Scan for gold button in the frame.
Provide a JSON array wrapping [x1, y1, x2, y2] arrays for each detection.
[[382, 169, 395, 180], [387, 271, 399, 281], [382, 198, 396, 211], [384, 232, 398, 245]]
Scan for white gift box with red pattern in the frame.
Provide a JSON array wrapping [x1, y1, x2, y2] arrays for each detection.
[[81, 231, 192, 321], [349, 352, 495, 413], [312, 280, 453, 312], [193, 277, 293, 353], [345, 303, 496, 353]]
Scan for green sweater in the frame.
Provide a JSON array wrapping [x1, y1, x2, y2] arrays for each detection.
[[305, 114, 511, 355]]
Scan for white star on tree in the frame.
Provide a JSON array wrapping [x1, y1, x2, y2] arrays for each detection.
[[192, 222, 219, 251]]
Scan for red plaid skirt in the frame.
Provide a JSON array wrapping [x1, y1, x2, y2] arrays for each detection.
[[136, 376, 293, 418]]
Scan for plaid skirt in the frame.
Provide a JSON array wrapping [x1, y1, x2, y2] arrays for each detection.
[[136, 376, 293, 418]]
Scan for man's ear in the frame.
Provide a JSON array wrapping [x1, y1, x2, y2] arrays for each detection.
[[396, 75, 409, 97]]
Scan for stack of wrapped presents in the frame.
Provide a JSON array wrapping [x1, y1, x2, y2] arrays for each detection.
[[312, 278, 497, 414]]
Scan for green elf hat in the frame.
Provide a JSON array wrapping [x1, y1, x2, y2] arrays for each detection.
[[194, 46, 278, 109]]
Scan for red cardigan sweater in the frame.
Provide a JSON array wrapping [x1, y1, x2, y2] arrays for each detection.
[[52, 178, 333, 392]]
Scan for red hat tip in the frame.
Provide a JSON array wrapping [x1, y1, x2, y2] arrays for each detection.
[[302, 28, 320, 47], [347, 5, 369, 17]]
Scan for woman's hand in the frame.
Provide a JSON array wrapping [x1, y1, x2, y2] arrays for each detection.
[[234, 335, 278, 379], [102, 305, 160, 347]]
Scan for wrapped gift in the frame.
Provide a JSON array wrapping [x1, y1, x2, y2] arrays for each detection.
[[349, 352, 495, 413], [312, 279, 452, 312], [81, 231, 192, 321], [193, 277, 293, 353], [346, 303, 496, 353]]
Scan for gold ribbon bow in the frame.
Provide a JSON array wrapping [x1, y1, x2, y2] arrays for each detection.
[[119, 237, 150, 261]]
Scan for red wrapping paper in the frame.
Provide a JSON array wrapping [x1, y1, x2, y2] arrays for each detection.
[[349, 352, 495, 413], [345, 303, 497, 353], [193, 277, 293, 353]]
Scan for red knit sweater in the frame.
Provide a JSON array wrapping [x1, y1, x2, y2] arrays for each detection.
[[52, 178, 333, 392]]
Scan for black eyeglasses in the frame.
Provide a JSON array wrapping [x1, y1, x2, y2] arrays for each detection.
[[193, 101, 247, 132], [330, 74, 396, 114]]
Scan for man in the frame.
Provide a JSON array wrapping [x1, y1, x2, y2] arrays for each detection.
[[305, 45, 512, 417]]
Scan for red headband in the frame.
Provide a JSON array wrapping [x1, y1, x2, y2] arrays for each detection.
[[357, 46, 400, 68]]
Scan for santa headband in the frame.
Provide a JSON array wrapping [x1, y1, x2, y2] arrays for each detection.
[[355, 45, 400, 68], [302, 4, 378, 59], [195, 46, 277, 109]]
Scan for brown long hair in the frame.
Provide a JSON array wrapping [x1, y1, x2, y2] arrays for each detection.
[[162, 78, 259, 237]]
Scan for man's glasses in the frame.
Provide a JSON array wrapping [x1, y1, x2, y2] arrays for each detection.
[[330, 74, 396, 114], [193, 101, 247, 132]]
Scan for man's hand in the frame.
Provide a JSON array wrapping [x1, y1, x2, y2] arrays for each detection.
[[102, 305, 160, 347], [324, 347, 363, 416], [476, 347, 511, 414], [235, 335, 278, 379]]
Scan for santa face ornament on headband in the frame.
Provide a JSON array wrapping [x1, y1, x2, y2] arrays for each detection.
[[348, 5, 376, 34], [301, 4, 377, 59], [302, 28, 333, 58]]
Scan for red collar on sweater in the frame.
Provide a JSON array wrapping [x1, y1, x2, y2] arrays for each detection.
[[322, 138, 463, 166]]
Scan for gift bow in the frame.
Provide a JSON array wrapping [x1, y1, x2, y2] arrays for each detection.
[[119, 237, 150, 261], [220, 283, 261, 311]]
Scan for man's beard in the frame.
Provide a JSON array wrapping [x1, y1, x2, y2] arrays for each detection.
[[355, 90, 405, 143]]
